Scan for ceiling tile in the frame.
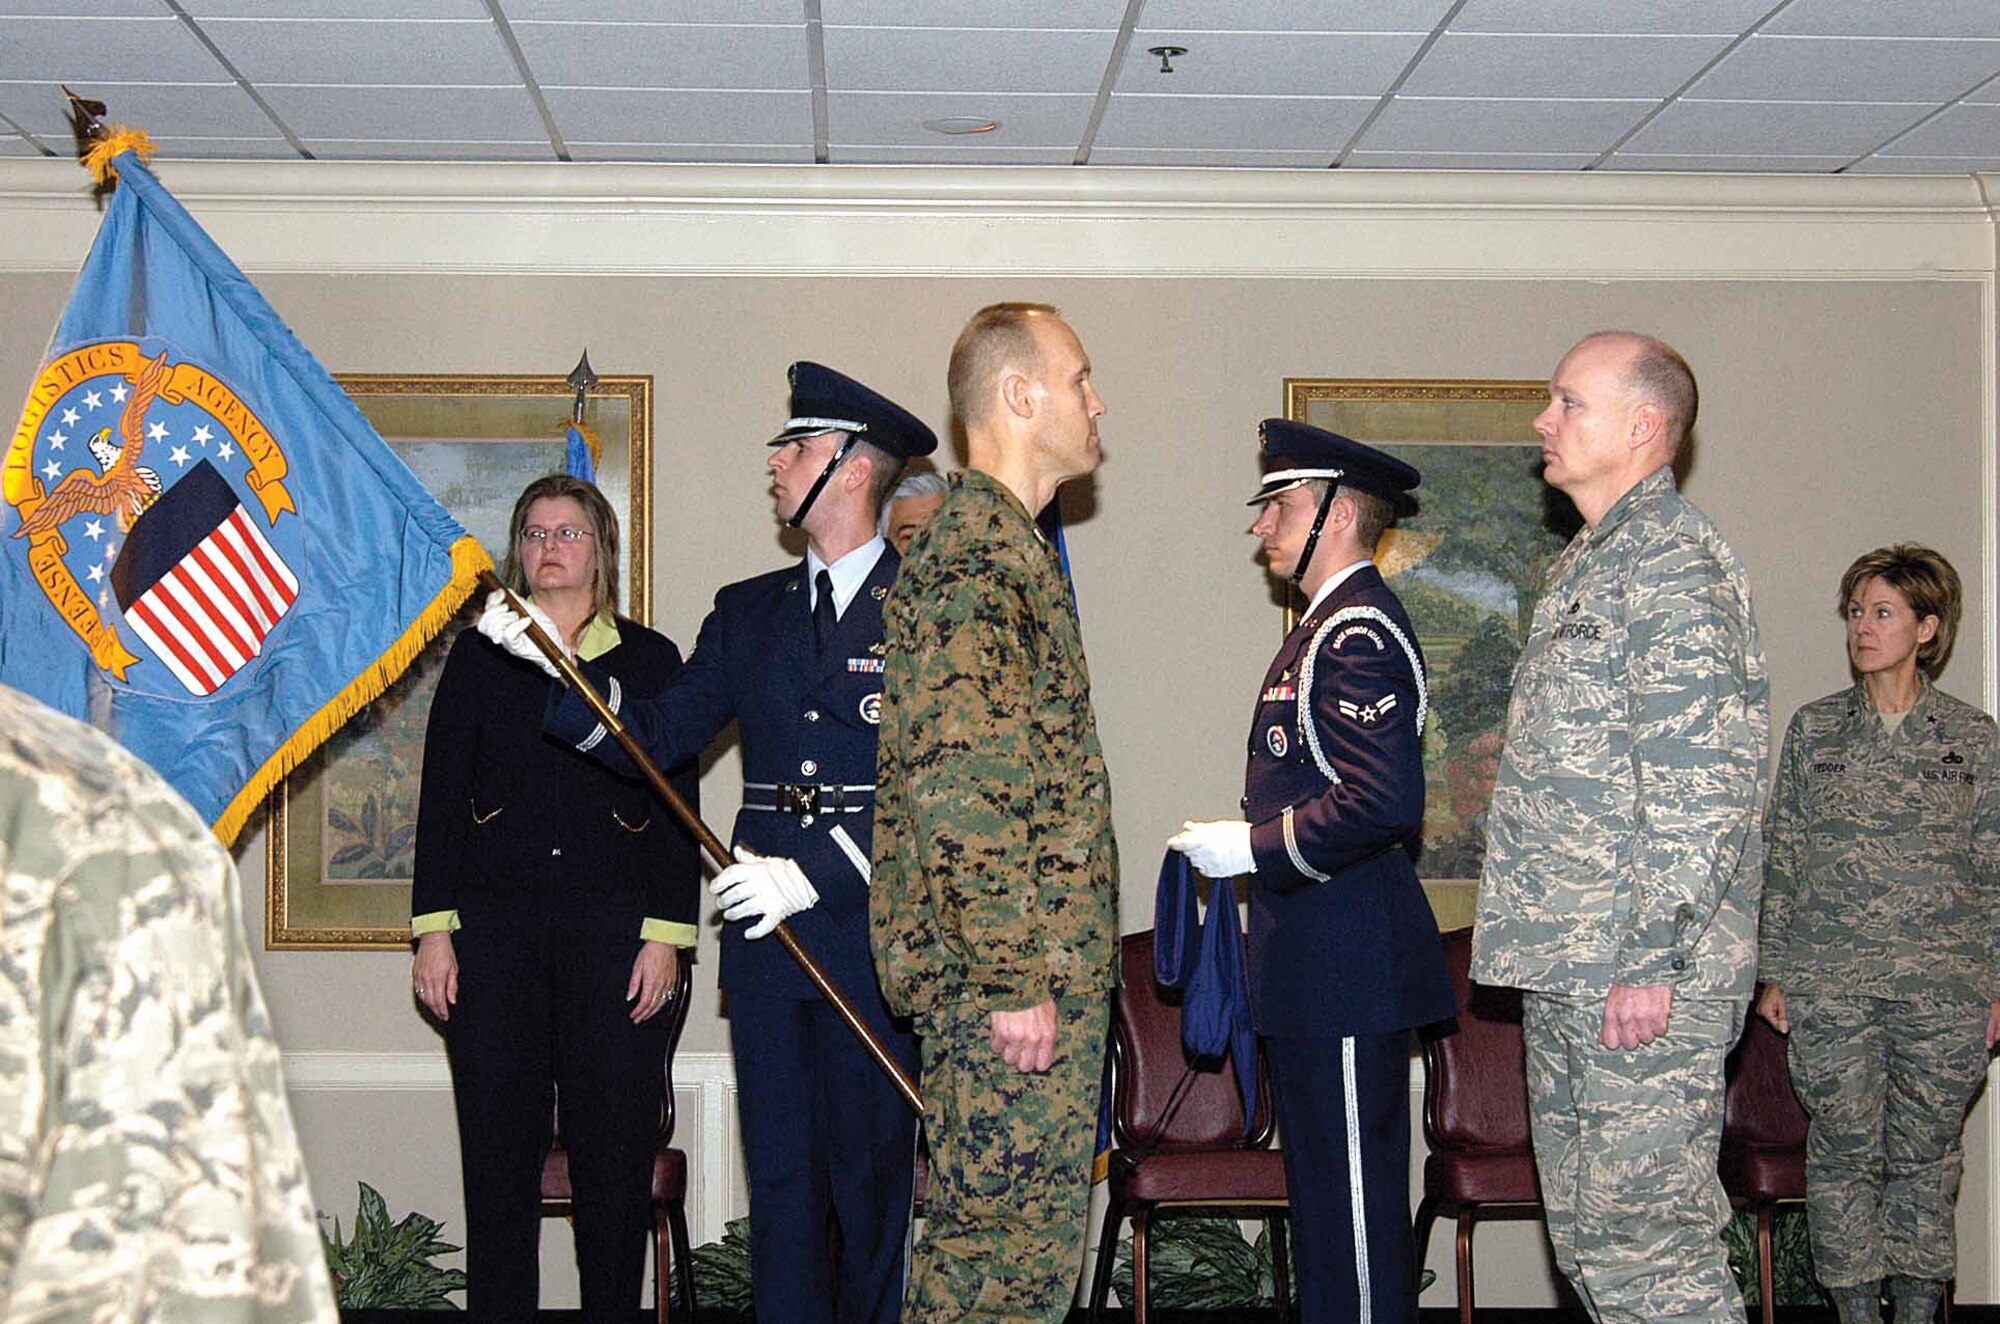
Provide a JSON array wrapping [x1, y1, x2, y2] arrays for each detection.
[[1095, 93, 1375, 150], [1876, 103, 2000, 156], [1692, 34, 2000, 102], [149, 137, 302, 160], [1118, 30, 1425, 96], [184, 0, 486, 16], [516, 22, 807, 90], [1400, 33, 1733, 98], [309, 139, 557, 160], [507, 0, 801, 19], [1603, 152, 1850, 171], [1090, 147, 1335, 165], [1357, 96, 1651, 153], [826, 91, 1093, 146], [566, 141, 812, 162], [1450, 0, 1772, 35], [1345, 149, 1597, 168], [1628, 99, 1930, 155], [0, 134, 42, 156], [0, 16, 229, 82], [541, 87, 811, 145], [824, 25, 1117, 94], [1765, 0, 2000, 40], [0, 81, 274, 138], [0, 0, 160, 13], [1846, 152, 2000, 172], [834, 144, 1078, 163], [823, 1, 1129, 28], [200, 18, 517, 85], [1139, 1, 1454, 33], [262, 85, 547, 141]]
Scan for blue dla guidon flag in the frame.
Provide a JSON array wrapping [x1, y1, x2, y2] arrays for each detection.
[[1, 142, 489, 846]]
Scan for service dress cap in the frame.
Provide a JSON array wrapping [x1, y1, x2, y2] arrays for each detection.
[[1248, 418, 1421, 515], [770, 361, 938, 462]]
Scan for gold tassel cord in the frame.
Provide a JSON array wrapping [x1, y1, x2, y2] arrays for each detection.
[[210, 535, 494, 847], [80, 125, 157, 187]]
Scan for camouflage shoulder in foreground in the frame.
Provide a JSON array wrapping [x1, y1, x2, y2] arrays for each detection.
[[0, 685, 338, 1323], [871, 471, 1118, 1018], [1475, 468, 1769, 999]]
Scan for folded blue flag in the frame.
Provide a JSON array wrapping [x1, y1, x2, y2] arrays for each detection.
[[1154, 849, 1258, 1135], [0, 148, 488, 844]]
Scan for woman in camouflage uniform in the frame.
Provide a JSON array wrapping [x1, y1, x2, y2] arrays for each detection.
[[1756, 544, 2000, 1324]]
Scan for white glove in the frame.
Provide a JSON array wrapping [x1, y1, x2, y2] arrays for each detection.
[[1167, 819, 1256, 879], [710, 845, 819, 940], [475, 589, 564, 677]]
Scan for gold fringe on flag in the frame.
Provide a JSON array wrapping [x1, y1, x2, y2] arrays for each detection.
[[570, 421, 604, 470], [80, 125, 157, 188], [210, 535, 493, 847]]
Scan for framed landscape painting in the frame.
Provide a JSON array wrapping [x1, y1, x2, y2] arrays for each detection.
[[264, 374, 652, 949], [1284, 378, 1577, 930]]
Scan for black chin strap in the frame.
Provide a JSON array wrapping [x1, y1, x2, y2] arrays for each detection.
[[784, 433, 860, 530], [1290, 482, 1339, 589]]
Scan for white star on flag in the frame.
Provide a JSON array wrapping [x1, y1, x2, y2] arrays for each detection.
[[216, 440, 236, 461], [86, 564, 105, 584], [146, 421, 170, 443], [60, 408, 80, 427], [46, 429, 66, 448], [109, 383, 128, 403], [168, 445, 193, 468], [82, 391, 103, 410], [191, 424, 214, 447], [83, 519, 105, 542], [40, 459, 60, 480]]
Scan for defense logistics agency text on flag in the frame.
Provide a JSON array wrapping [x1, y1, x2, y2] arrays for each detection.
[[1, 145, 488, 845]]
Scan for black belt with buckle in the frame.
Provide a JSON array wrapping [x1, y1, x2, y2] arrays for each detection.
[[742, 782, 874, 815]]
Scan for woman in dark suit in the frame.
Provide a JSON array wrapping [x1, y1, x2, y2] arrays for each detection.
[[411, 473, 699, 1322]]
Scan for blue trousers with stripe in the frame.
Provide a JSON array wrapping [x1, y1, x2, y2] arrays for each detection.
[[1266, 1029, 1417, 1324]]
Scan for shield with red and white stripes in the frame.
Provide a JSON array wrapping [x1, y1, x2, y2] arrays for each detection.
[[110, 459, 298, 696]]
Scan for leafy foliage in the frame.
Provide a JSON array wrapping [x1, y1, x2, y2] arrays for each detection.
[[1724, 1206, 1819, 1308], [687, 1216, 755, 1313], [1105, 1213, 1434, 1309], [318, 1182, 467, 1309]]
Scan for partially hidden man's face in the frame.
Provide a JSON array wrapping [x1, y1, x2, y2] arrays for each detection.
[[1248, 483, 1323, 581], [885, 493, 945, 554], [1025, 318, 1106, 482], [767, 430, 847, 524]]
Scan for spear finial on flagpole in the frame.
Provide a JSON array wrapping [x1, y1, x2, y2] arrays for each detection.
[[61, 87, 156, 203], [563, 350, 601, 482], [566, 349, 598, 426]]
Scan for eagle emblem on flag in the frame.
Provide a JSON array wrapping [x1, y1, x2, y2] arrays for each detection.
[[5, 339, 298, 694]]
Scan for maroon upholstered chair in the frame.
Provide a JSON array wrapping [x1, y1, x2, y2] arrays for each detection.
[[1085, 929, 1291, 1324], [1719, 1000, 1808, 1324], [1413, 926, 1543, 1324], [540, 954, 697, 1324]]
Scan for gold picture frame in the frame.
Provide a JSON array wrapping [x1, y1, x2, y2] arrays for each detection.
[[264, 373, 653, 949], [1284, 377, 1570, 931]]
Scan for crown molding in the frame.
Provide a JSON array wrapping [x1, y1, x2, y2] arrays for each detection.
[[0, 160, 1992, 279]]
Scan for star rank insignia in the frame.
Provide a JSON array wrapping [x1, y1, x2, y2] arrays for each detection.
[[1338, 693, 1398, 727]]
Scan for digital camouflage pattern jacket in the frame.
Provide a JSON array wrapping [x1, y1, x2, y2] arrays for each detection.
[[1760, 680, 2000, 1004], [871, 469, 1118, 1019], [1474, 466, 1770, 1001], [0, 684, 336, 1322]]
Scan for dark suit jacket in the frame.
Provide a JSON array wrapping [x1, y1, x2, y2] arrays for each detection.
[[551, 550, 900, 1000], [412, 622, 700, 939], [1243, 565, 1455, 1037]]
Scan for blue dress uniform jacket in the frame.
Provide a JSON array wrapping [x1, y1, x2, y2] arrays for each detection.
[[1244, 564, 1455, 1038], [1242, 564, 1454, 1324], [553, 551, 901, 1003], [548, 549, 916, 1324]]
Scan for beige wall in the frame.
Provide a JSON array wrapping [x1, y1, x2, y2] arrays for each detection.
[[0, 162, 1994, 1308]]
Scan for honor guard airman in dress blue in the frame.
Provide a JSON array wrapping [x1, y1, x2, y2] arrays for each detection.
[[492, 363, 938, 1324], [1171, 420, 1454, 1324]]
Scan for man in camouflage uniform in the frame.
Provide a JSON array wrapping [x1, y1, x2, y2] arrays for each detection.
[[0, 682, 338, 1323], [1474, 332, 1769, 1324], [872, 302, 1118, 1324], [1757, 544, 2000, 1324]]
